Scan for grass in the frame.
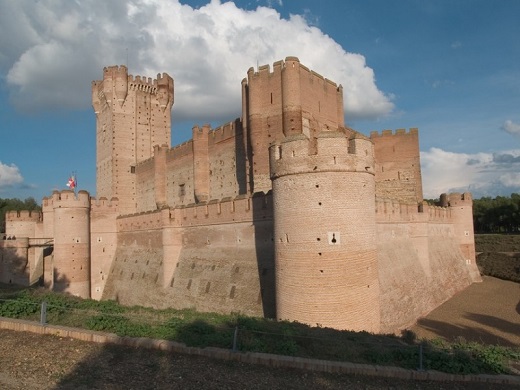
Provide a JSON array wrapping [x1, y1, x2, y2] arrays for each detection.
[[0, 284, 518, 376]]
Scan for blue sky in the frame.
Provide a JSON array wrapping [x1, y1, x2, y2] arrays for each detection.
[[1, 0, 519, 202]]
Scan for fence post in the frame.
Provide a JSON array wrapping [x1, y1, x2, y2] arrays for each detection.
[[418, 343, 424, 371], [232, 326, 238, 352], [40, 301, 47, 325]]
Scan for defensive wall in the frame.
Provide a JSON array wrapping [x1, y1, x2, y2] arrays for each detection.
[[101, 192, 274, 317], [374, 194, 480, 333]]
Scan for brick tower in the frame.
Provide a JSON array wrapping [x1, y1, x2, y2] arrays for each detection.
[[267, 57, 380, 331], [270, 131, 381, 332], [243, 57, 344, 194], [45, 190, 91, 298], [92, 66, 174, 215]]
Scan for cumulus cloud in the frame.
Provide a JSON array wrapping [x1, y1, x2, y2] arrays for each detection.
[[421, 147, 520, 199], [502, 120, 520, 137], [0, 162, 24, 189], [0, 0, 393, 123]]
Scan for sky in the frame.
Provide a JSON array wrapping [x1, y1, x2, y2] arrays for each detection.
[[0, 0, 519, 202]]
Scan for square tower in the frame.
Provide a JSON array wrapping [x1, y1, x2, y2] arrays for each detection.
[[92, 66, 174, 214]]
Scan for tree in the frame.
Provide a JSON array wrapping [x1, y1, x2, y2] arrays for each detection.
[[473, 193, 520, 234], [0, 197, 41, 234]]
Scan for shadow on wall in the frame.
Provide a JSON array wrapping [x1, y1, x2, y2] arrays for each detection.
[[0, 240, 29, 286], [52, 270, 74, 294], [252, 192, 276, 319]]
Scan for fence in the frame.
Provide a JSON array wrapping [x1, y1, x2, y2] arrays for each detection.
[[0, 296, 517, 376]]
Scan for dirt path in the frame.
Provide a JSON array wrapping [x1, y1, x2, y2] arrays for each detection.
[[411, 276, 520, 347]]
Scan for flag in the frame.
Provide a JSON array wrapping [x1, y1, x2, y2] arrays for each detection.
[[66, 174, 76, 190]]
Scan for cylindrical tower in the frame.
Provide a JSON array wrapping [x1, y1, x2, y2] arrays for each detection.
[[447, 192, 481, 282], [269, 131, 381, 332], [52, 190, 91, 298]]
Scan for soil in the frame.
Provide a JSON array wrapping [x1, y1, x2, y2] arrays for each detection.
[[0, 276, 518, 390]]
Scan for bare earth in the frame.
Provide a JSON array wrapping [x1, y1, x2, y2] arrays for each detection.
[[0, 276, 518, 390], [411, 276, 520, 347]]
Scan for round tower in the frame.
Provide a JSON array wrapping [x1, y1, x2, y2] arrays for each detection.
[[51, 190, 91, 298], [446, 192, 481, 282], [269, 131, 381, 332]]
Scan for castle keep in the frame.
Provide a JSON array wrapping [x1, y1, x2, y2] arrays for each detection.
[[1, 57, 481, 333]]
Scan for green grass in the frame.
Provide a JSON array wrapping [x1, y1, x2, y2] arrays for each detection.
[[0, 284, 518, 376]]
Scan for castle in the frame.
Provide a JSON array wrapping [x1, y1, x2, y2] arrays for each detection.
[[1, 57, 481, 333]]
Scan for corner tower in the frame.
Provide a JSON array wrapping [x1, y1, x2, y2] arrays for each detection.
[[92, 66, 174, 215], [269, 130, 381, 332], [45, 190, 91, 298]]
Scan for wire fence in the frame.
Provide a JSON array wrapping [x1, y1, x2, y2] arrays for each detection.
[[0, 297, 516, 375]]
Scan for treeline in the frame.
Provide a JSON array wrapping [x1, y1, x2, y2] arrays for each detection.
[[473, 193, 520, 234], [0, 197, 41, 234]]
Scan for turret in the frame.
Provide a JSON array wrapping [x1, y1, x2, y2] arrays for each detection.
[[114, 65, 129, 106], [269, 130, 380, 332], [446, 192, 481, 282], [50, 190, 91, 298]]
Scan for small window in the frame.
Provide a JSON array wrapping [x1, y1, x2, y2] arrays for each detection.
[[179, 184, 185, 196], [130, 166, 136, 173]]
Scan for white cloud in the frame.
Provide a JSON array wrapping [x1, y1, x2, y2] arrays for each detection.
[[0, 162, 24, 189], [0, 0, 393, 122], [502, 120, 520, 137], [451, 41, 461, 49], [421, 147, 520, 199]]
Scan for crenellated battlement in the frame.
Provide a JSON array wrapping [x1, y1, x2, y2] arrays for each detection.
[[170, 191, 272, 227], [43, 190, 91, 209], [247, 57, 340, 91], [92, 66, 173, 113], [375, 197, 458, 223], [167, 140, 192, 159], [90, 196, 119, 211], [208, 121, 238, 145], [117, 209, 164, 232], [269, 130, 374, 179], [104, 65, 128, 77], [445, 192, 472, 207], [5, 210, 42, 222], [115, 192, 272, 231], [370, 128, 419, 138]]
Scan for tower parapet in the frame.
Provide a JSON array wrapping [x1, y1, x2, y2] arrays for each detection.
[[269, 130, 380, 332]]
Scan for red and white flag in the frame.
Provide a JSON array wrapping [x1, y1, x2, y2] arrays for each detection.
[[66, 174, 76, 189]]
